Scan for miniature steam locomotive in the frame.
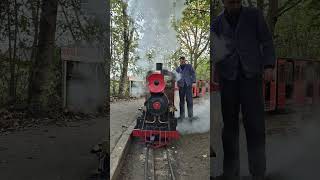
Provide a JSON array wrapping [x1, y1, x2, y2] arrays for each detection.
[[132, 63, 180, 148]]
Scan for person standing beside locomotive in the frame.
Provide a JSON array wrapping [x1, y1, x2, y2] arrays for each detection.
[[213, 0, 276, 180], [176, 56, 196, 120]]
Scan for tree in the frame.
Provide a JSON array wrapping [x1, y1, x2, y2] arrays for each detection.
[[175, 0, 210, 70], [255, 0, 304, 36], [118, 1, 134, 98], [111, 0, 139, 97], [27, 0, 41, 105], [105, 0, 111, 176], [275, 0, 320, 58], [214, 0, 320, 59], [28, 0, 58, 113]]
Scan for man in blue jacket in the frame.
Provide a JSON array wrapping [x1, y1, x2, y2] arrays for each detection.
[[213, 0, 276, 180], [176, 56, 196, 119]]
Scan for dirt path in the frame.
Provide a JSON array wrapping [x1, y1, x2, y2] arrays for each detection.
[[0, 117, 106, 180], [172, 133, 210, 179]]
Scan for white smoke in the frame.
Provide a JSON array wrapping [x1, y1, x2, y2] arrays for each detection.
[[173, 70, 182, 82], [130, 81, 146, 97], [128, 0, 186, 72], [176, 96, 210, 134]]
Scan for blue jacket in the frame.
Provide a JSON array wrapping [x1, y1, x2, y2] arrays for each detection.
[[176, 64, 196, 87], [212, 7, 276, 80]]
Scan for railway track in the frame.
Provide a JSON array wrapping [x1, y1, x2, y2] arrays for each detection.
[[144, 145, 176, 180]]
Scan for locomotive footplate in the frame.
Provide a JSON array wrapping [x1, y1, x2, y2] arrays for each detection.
[[132, 129, 180, 148]]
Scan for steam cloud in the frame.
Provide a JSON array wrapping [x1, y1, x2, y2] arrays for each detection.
[[67, 62, 105, 113], [130, 81, 146, 97], [211, 101, 320, 178], [126, 0, 186, 98], [128, 0, 186, 72], [175, 91, 210, 134], [265, 108, 320, 179], [173, 70, 182, 82]]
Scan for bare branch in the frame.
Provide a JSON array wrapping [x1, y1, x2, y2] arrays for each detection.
[[277, 0, 303, 18], [178, 35, 193, 52], [70, 0, 90, 41], [58, 0, 78, 41]]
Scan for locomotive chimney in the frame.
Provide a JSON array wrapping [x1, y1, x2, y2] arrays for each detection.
[[156, 63, 163, 71]]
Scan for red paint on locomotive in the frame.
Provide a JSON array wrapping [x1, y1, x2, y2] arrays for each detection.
[[147, 73, 165, 93]]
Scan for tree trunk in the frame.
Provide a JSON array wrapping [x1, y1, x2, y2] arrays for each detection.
[[11, 0, 18, 103], [194, 54, 198, 70], [27, 0, 41, 104], [267, 0, 278, 36], [105, 0, 111, 173], [29, 0, 58, 113], [118, 2, 130, 98], [211, 0, 215, 81], [210, 0, 216, 160], [7, 0, 15, 105], [112, 79, 116, 96], [29, 0, 41, 59], [189, 52, 193, 67]]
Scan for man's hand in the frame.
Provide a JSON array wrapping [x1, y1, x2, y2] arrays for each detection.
[[264, 68, 275, 81]]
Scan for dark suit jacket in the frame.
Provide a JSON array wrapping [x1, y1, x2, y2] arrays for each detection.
[[212, 7, 276, 80], [176, 64, 196, 87]]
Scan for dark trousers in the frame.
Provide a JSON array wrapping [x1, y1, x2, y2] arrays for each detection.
[[220, 74, 266, 176], [179, 85, 193, 118]]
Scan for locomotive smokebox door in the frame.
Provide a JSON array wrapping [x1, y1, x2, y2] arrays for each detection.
[[147, 74, 166, 93]]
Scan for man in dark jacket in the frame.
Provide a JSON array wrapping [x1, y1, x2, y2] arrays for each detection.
[[176, 56, 196, 119], [213, 0, 276, 180]]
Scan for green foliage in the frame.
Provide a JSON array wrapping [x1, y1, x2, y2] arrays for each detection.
[[196, 56, 210, 80], [275, 0, 320, 59], [110, 0, 140, 96], [213, 0, 320, 60], [0, 48, 62, 107], [178, 0, 210, 29], [174, 0, 210, 76]]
